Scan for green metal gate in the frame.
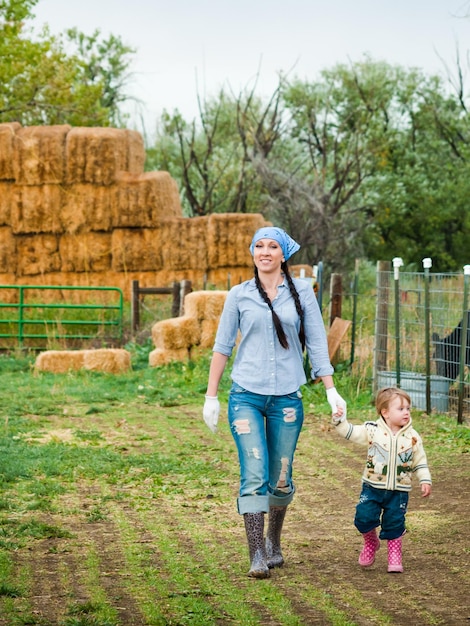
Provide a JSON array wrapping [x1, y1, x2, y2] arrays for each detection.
[[0, 285, 124, 349]]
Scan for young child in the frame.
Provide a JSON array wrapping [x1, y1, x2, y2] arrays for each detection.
[[332, 387, 432, 573]]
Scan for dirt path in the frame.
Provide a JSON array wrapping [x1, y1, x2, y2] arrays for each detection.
[[1, 410, 469, 625]]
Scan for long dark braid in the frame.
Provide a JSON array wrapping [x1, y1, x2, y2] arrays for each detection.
[[283, 262, 306, 351], [254, 263, 305, 351]]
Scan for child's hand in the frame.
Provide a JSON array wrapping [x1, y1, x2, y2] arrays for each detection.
[[326, 387, 347, 423], [421, 483, 432, 498], [331, 405, 344, 424]]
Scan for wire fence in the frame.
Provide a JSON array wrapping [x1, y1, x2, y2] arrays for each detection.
[[372, 260, 470, 421], [310, 259, 470, 421]]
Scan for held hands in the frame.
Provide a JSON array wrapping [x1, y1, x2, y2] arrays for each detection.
[[326, 387, 347, 424], [203, 395, 220, 433]]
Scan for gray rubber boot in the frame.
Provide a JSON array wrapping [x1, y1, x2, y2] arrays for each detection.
[[243, 513, 270, 579], [265, 506, 287, 568]]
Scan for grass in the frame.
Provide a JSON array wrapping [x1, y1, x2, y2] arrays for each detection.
[[0, 348, 468, 625]]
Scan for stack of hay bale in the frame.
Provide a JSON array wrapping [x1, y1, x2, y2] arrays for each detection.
[[0, 123, 269, 301], [149, 290, 228, 366]]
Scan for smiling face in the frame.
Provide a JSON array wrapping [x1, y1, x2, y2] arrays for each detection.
[[381, 394, 411, 433], [253, 238, 284, 273]]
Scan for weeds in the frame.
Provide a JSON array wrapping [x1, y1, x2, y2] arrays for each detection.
[[0, 351, 467, 625]]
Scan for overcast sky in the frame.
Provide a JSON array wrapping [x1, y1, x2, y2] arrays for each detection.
[[33, 0, 470, 137]]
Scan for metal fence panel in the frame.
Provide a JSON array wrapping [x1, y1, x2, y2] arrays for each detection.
[[0, 285, 124, 349], [374, 265, 470, 420]]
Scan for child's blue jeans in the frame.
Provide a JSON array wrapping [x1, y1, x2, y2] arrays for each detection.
[[354, 483, 409, 540], [228, 383, 304, 515]]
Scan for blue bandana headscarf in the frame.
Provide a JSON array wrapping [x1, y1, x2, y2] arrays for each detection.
[[249, 227, 300, 261]]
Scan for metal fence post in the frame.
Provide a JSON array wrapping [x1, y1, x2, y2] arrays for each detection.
[[314, 261, 323, 310], [374, 260, 391, 389], [350, 259, 359, 365], [392, 257, 404, 386], [423, 257, 432, 413], [18, 286, 24, 349], [457, 265, 470, 424]]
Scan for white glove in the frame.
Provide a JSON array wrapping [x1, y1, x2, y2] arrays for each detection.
[[326, 387, 347, 424], [203, 395, 220, 433]]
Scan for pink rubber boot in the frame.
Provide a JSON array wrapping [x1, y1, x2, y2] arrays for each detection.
[[387, 537, 403, 573], [358, 529, 380, 567]]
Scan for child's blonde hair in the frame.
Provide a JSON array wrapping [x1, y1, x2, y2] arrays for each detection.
[[376, 387, 411, 417]]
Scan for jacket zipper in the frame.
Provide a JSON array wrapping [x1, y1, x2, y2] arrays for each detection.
[[386, 433, 398, 490]]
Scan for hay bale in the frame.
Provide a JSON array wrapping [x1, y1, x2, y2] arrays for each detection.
[[65, 127, 129, 186], [204, 267, 253, 287], [0, 227, 16, 273], [59, 233, 112, 272], [124, 129, 146, 174], [83, 348, 131, 373], [35, 350, 86, 373], [148, 347, 189, 367], [159, 217, 208, 271], [0, 183, 12, 225], [151, 316, 201, 350], [35, 349, 131, 373], [0, 122, 21, 180], [115, 171, 182, 228], [207, 213, 269, 268], [13, 270, 127, 302], [149, 171, 182, 220], [184, 290, 227, 321], [111, 228, 162, 272], [14, 125, 70, 185], [0, 275, 17, 301], [11, 185, 62, 234], [60, 184, 116, 233], [199, 318, 221, 348], [115, 172, 163, 228], [16, 234, 61, 275]]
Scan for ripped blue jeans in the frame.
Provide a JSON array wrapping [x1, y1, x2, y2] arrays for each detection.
[[228, 383, 304, 515]]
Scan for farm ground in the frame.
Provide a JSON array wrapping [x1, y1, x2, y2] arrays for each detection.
[[0, 402, 469, 625]]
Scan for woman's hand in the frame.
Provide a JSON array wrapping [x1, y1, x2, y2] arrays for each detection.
[[326, 387, 347, 423], [203, 396, 220, 433]]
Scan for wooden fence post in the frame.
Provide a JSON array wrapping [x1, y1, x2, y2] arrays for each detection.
[[329, 273, 342, 326], [171, 281, 180, 317], [131, 280, 140, 333], [131, 280, 193, 333], [179, 280, 192, 316]]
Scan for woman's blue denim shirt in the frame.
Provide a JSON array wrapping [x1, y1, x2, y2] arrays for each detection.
[[213, 277, 333, 395]]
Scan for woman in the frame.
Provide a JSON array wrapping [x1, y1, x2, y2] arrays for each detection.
[[203, 226, 346, 578]]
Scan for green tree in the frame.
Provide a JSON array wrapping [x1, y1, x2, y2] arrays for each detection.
[[242, 60, 470, 271], [146, 88, 273, 217], [0, 0, 135, 126], [148, 58, 470, 272], [359, 69, 470, 270], [254, 60, 400, 268]]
